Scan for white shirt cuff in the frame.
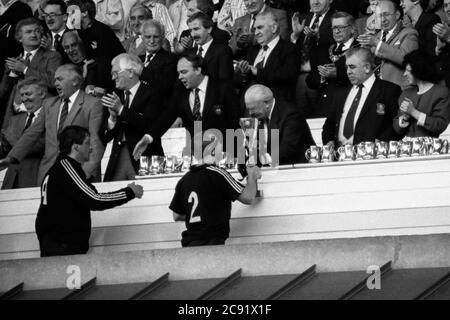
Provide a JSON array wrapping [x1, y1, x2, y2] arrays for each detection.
[[144, 134, 153, 144], [375, 40, 383, 56], [9, 71, 19, 77], [23, 67, 28, 74], [417, 112, 426, 127], [290, 33, 298, 44], [107, 117, 117, 130]]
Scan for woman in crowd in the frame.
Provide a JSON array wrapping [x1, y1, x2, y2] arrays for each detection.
[[394, 50, 450, 137]]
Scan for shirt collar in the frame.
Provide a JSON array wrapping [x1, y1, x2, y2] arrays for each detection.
[[129, 81, 141, 96], [52, 29, 66, 38], [67, 89, 80, 104], [356, 73, 376, 90], [196, 75, 209, 93], [341, 37, 355, 51], [265, 35, 280, 51], [30, 106, 42, 117], [24, 48, 39, 57], [199, 38, 213, 53]]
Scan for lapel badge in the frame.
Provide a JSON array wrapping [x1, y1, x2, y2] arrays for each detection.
[[91, 41, 97, 49], [376, 103, 386, 115], [214, 105, 223, 116]]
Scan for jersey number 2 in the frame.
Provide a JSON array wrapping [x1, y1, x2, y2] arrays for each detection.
[[188, 191, 200, 223]]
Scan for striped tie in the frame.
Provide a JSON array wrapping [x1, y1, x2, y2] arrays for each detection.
[[58, 98, 70, 136]]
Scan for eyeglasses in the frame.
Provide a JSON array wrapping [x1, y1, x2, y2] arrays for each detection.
[[111, 69, 129, 78], [332, 25, 351, 32], [42, 13, 66, 19]]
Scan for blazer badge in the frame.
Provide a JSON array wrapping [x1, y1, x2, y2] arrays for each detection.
[[214, 105, 223, 116], [376, 103, 386, 115]]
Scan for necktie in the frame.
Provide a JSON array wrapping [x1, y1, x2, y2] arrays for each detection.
[[53, 34, 61, 50], [374, 31, 388, 76], [24, 52, 32, 66], [381, 30, 388, 42], [312, 14, 321, 30], [250, 15, 256, 33], [255, 45, 269, 69], [197, 45, 203, 57], [23, 112, 35, 133], [335, 43, 344, 55], [343, 84, 364, 139], [58, 98, 70, 135], [192, 88, 201, 121], [144, 53, 154, 67], [124, 90, 131, 109]]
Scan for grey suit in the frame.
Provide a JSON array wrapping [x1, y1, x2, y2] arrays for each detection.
[[8, 90, 105, 185]]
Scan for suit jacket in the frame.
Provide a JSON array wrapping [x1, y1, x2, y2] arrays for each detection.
[[101, 82, 165, 181], [139, 49, 178, 103], [0, 47, 62, 129], [308, 39, 360, 118], [45, 28, 72, 63], [122, 36, 146, 57], [295, 10, 335, 71], [179, 24, 231, 45], [237, 38, 300, 102], [322, 78, 402, 146], [229, 6, 289, 56], [375, 24, 419, 87], [191, 41, 234, 82], [1, 111, 44, 189], [149, 78, 241, 141], [268, 100, 315, 165], [8, 90, 105, 185], [415, 12, 440, 58]]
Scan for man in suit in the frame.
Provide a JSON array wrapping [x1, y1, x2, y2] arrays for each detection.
[[132, 52, 241, 160], [0, 64, 105, 185], [291, 0, 335, 117], [434, 0, 450, 88], [174, 0, 231, 54], [41, 0, 71, 63], [0, 17, 62, 128], [308, 11, 359, 118], [1, 77, 46, 189], [100, 54, 164, 182], [244, 84, 315, 165], [187, 12, 234, 81], [235, 11, 300, 102], [357, 0, 419, 88], [61, 31, 99, 94], [122, 3, 152, 57], [322, 47, 402, 148], [66, 0, 125, 95], [229, 0, 289, 57], [139, 19, 178, 106]]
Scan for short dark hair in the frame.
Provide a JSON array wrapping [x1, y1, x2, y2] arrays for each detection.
[[403, 50, 439, 83], [179, 52, 207, 74], [331, 11, 355, 26], [66, 0, 96, 20], [346, 46, 375, 68], [59, 125, 90, 155], [187, 12, 214, 29], [44, 0, 68, 14], [187, 0, 215, 18], [15, 18, 43, 42]]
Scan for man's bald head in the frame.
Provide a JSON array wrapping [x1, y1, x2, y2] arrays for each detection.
[[244, 85, 274, 119]]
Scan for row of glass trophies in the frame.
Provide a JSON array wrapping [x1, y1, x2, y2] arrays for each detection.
[[305, 137, 450, 163]]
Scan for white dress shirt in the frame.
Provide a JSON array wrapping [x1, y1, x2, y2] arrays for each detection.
[[253, 35, 280, 68], [197, 38, 213, 58], [189, 76, 209, 115], [57, 89, 80, 129], [338, 74, 377, 145], [108, 81, 141, 130]]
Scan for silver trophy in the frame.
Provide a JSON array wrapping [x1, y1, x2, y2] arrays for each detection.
[[363, 142, 375, 160], [181, 155, 191, 172], [388, 141, 400, 158], [337, 144, 354, 161], [354, 143, 366, 160], [305, 145, 321, 163], [320, 145, 334, 163], [441, 139, 449, 154], [239, 118, 259, 166], [399, 140, 412, 158], [375, 141, 388, 159], [138, 156, 150, 176], [411, 138, 425, 157], [430, 138, 444, 155], [164, 156, 176, 174], [150, 155, 165, 175]]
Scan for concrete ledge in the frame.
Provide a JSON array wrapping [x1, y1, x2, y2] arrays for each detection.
[[1, 233, 449, 291]]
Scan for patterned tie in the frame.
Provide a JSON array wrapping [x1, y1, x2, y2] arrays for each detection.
[[312, 14, 321, 30], [334, 42, 344, 55], [144, 53, 154, 67], [197, 45, 203, 57], [343, 84, 364, 139], [254, 45, 269, 69], [192, 88, 201, 121], [381, 30, 388, 42], [375, 31, 388, 76], [24, 52, 32, 66], [58, 98, 70, 135], [250, 15, 256, 33], [301, 14, 322, 64], [22, 112, 35, 133]]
